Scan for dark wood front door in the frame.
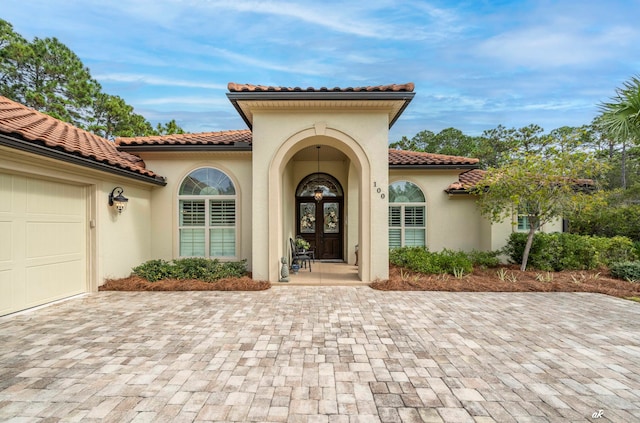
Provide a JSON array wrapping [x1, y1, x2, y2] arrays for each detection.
[[296, 199, 343, 260]]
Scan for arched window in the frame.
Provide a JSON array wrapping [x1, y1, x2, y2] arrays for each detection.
[[296, 172, 343, 197], [178, 168, 236, 258], [388, 181, 426, 248]]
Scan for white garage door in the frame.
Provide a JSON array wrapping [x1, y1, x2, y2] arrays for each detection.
[[0, 172, 87, 316]]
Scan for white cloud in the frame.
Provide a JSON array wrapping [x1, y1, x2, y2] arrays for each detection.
[[135, 96, 231, 107], [476, 21, 639, 69], [205, 47, 335, 76], [94, 73, 227, 90]]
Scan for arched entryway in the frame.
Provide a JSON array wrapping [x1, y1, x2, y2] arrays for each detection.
[[295, 172, 344, 260]]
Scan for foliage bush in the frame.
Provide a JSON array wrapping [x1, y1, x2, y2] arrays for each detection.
[[131, 259, 174, 282], [609, 261, 640, 282], [467, 249, 501, 268], [568, 204, 640, 242], [132, 258, 247, 282], [504, 232, 637, 271], [504, 232, 555, 270], [389, 247, 473, 275]]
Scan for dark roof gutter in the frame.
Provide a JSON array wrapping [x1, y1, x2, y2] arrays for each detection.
[[226, 91, 415, 130], [0, 134, 167, 186]]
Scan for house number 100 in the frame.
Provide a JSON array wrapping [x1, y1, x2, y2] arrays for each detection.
[[373, 182, 386, 199]]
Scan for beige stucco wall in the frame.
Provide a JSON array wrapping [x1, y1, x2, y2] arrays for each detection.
[[97, 181, 153, 281], [389, 169, 489, 252], [490, 213, 563, 254], [252, 110, 391, 282], [388, 167, 564, 255], [135, 152, 253, 268], [0, 147, 156, 289]]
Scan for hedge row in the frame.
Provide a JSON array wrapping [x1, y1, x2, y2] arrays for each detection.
[[504, 232, 637, 271], [132, 258, 247, 282], [389, 247, 499, 275]]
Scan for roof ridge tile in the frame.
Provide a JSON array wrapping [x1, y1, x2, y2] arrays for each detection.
[[228, 82, 415, 93]]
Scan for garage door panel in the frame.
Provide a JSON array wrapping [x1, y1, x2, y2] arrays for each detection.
[[27, 179, 84, 216], [0, 173, 12, 212], [25, 259, 84, 306], [26, 221, 84, 258], [0, 269, 14, 314], [0, 172, 87, 316], [0, 221, 12, 264]]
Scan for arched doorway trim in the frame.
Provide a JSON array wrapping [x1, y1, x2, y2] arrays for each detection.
[[267, 126, 372, 282]]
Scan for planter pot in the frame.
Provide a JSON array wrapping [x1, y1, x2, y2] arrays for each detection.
[[291, 264, 300, 274]]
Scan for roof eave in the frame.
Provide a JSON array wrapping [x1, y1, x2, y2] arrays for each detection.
[[1, 134, 167, 186], [226, 91, 416, 130]]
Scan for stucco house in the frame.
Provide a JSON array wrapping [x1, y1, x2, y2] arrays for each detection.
[[0, 82, 555, 316]]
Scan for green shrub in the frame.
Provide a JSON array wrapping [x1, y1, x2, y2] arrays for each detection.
[[132, 259, 174, 282], [634, 241, 640, 259], [504, 232, 556, 270], [467, 249, 501, 268], [568, 204, 640, 241], [431, 249, 474, 275], [172, 258, 219, 280], [389, 246, 427, 268], [132, 258, 247, 282], [556, 233, 597, 270], [504, 232, 637, 271], [591, 236, 637, 266], [389, 247, 472, 275], [609, 261, 640, 282]]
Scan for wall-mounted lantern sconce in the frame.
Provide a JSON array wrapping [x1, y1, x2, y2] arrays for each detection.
[[108, 187, 129, 214]]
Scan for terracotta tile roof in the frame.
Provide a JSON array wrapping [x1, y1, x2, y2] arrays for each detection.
[[116, 129, 252, 147], [445, 169, 595, 193], [446, 169, 487, 192], [228, 82, 415, 92], [388, 149, 480, 167], [0, 96, 162, 182]]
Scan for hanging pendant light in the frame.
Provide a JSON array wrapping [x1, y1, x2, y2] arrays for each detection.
[[314, 146, 323, 202]]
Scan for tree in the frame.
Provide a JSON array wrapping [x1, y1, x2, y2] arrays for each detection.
[[390, 128, 479, 157], [90, 93, 155, 139], [598, 75, 640, 189], [0, 18, 185, 138], [156, 119, 185, 136], [0, 33, 101, 127], [389, 130, 434, 151], [391, 124, 558, 169], [472, 151, 605, 271], [0, 20, 29, 101]]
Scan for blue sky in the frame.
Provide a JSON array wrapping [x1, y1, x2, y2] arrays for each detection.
[[3, 0, 639, 141]]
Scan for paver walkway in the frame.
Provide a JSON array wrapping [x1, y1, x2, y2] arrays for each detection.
[[0, 288, 639, 422]]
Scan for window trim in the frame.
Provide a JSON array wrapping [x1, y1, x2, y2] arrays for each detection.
[[388, 180, 426, 248], [177, 167, 238, 259]]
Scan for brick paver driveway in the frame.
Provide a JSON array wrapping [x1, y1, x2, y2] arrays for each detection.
[[1, 288, 639, 422]]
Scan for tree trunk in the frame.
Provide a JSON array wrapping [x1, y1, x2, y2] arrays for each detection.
[[520, 227, 536, 271], [621, 139, 627, 189]]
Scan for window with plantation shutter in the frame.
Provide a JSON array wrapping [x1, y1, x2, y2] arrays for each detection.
[[388, 181, 426, 248], [178, 168, 237, 258]]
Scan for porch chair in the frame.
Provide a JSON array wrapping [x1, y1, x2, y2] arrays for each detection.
[[290, 238, 312, 272]]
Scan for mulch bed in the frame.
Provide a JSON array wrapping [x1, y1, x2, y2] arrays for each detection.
[[99, 275, 270, 291], [371, 264, 640, 299], [98, 266, 639, 300]]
